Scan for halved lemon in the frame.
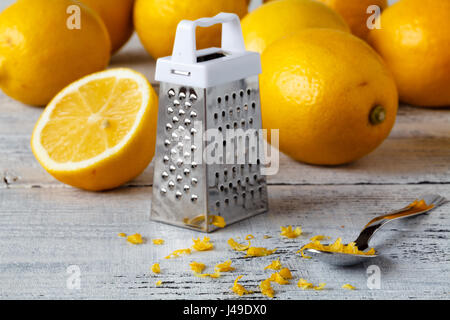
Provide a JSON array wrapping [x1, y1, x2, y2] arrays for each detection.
[[31, 68, 158, 191]]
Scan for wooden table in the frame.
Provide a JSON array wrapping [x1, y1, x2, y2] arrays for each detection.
[[0, 35, 449, 300]]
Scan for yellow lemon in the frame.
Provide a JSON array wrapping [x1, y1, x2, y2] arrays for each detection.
[[260, 29, 398, 165], [134, 0, 248, 59], [241, 0, 349, 54], [316, 0, 388, 40], [368, 0, 450, 107], [81, 0, 135, 53], [31, 68, 158, 191], [0, 0, 110, 106]]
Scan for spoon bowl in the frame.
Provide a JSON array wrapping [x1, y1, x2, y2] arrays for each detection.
[[306, 194, 447, 267], [304, 248, 378, 267]]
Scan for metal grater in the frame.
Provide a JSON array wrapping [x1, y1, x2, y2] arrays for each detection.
[[151, 13, 268, 232]]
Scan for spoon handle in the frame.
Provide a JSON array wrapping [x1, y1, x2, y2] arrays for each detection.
[[354, 194, 447, 250]]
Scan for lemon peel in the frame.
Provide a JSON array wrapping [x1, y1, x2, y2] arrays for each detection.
[[192, 237, 214, 251], [152, 239, 164, 245], [189, 261, 206, 273], [245, 247, 277, 257], [260, 279, 275, 298], [342, 284, 356, 290], [232, 275, 253, 296], [269, 272, 289, 285], [297, 278, 326, 290], [298, 237, 376, 258], [280, 225, 302, 238], [165, 248, 191, 259], [214, 260, 235, 273], [264, 259, 282, 270], [126, 233, 143, 244], [279, 268, 292, 280], [210, 215, 226, 228], [309, 235, 330, 241], [151, 263, 160, 274], [194, 272, 221, 279], [228, 238, 251, 251]]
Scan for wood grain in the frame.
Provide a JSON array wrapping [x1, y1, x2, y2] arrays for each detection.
[[0, 33, 449, 300]]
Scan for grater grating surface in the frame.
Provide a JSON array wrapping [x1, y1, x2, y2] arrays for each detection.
[[151, 13, 268, 232]]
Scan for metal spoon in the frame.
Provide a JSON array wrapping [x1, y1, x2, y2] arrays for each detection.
[[304, 194, 448, 266]]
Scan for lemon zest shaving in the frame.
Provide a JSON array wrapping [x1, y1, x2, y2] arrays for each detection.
[[342, 284, 356, 290], [192, 237, 214, 251], [165, 248, 191, 259], [264, 259, 282, 270], [189, 261, 206, 273], [245, 234, 255, 240], [269, 272, 289, 285], [214, 260, 235, 272], [260, 279, 275, 298], [117, 233, 126, 237], [231, 275, 253, 296], [263, 235, 271, 239], [152, 239, 164, 245], [194, 271, 221, 278], [156, 280, 162, 286], [279, 267, 292, 280], [209, 215, 226, 228], [245, 246, 277, 257], [297, 278, 325, 290], [309, 235, 329, 241], [280, 225, 302, 238], [151, 263, 160, 274], [126, 233, 143, 244], [228, 238, 251, 251], [298, 237, 376, 258]]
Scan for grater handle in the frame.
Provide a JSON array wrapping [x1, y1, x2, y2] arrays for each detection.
[[171, 12, 246, 64]]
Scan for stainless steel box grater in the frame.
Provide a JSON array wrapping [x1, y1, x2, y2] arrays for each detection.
[[151, 13, 268, 232]]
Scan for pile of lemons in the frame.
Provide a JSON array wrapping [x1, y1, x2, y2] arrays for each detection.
[[0, 0, 448, 190]]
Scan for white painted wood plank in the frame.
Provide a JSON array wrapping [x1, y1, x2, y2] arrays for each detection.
[[1, 184, 448, 299], [1, 104, 449, 188]]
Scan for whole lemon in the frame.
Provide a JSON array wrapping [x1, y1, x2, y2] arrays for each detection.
[[134, 0, 248, 59], [81, 0, 135, 54], [316, 0, 388, 40], [260, 29, 398, 165], [241, 0, 349, 54], [0, 0, 110, 106], [368, 0, 450, 107]]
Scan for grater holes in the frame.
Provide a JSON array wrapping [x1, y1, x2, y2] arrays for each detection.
[[214, 113, 218, 120], [239, 90, 244, 97], [178, 88, 187, 100], [232, 92, 237, 99], [217, 97, 222, 104], [168, 89, 176, 98], [252, 102, 256, 109], [247, 89, 251, 96], [189, 89, 197, 102]]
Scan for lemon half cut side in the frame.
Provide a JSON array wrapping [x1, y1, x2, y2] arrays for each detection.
[[31, 68, 158, 191]]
